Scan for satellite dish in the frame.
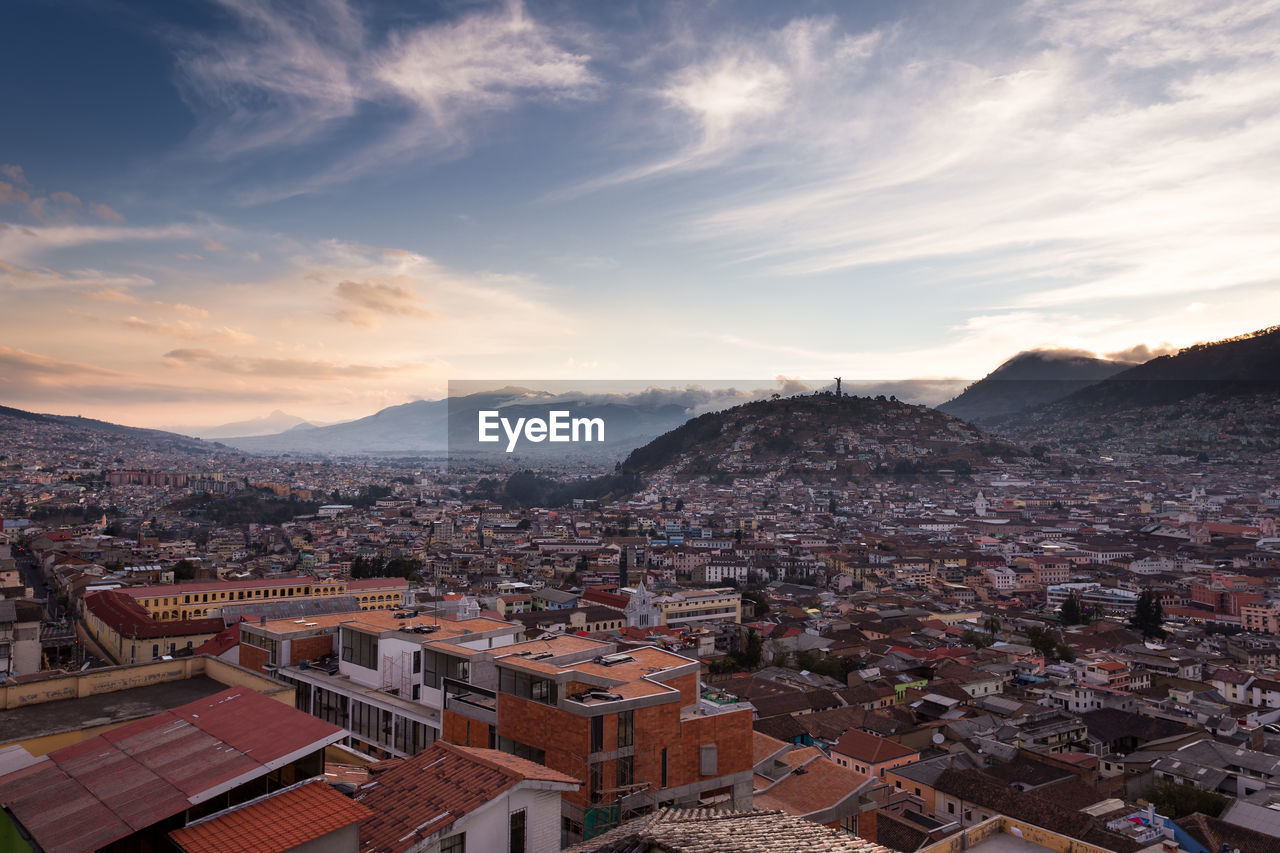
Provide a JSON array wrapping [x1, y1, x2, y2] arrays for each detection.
[[932, 733, 945, 745]]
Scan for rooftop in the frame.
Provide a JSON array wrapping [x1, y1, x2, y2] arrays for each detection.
[[355, 741, 579, 853], [169, 779, 372, 853], [566, 807, 895, 853], [0, 675, 229, 747], [0, 688, 344, 853]]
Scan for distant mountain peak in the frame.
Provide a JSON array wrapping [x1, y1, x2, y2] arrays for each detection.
[[937, 348, 1141, 424]]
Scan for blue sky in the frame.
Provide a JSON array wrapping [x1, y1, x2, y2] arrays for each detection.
[[2, 0, 1279, 427]]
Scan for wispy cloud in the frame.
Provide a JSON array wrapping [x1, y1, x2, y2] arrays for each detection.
[[123, 315, 255, 345], [333, 279, 434, 327], [561, 1, 1280, 321], [161, 347, 420, 379], [176, 0, 596, 190]]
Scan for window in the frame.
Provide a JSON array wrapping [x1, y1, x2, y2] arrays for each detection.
[[495, 737, 545, 764], [660, 748, 668, 787], [591, 716, 604, 753], [947, 802, 955, 814], [589, 762, 603, 802], [617, 754, 634, 788], [413, 651, 421, 674], [617, 710, 634, 748], [341, 628, 378, 670], [151, 644, 160, 659], [700, 744, 718, 776], [509, 809, 526, 853], [441, 833, 465, 853]]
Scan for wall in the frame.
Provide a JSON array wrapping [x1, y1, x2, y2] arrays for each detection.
[[917, 816, 1118, 853], [0, 656, 294, 755], [445, 787, 563, 853]]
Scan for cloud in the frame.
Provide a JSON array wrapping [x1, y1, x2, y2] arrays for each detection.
[[202, 237, 228, 252], [176, 0, 596, 189], [0, 258, 152, 293], [552, 1, 1280, 327], [0, 165, 28, 185], [49, 191, 81, 210], [333, 278, 434, 326], [124, 315, 254, 345], [559, 18, 880, 194], [90, 203, 124, 221], [1103, 343, 1177, 363], [0, 221, 194, 265], [0, 345, 121, 379], [0, 182, 31, 205], [162, 347, 418, 379], [78, 285, 141, 303]]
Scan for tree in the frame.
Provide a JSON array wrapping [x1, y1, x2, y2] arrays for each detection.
[[983, 613, 1001, 637], [961, 629, 994, 649], [1055, 643, 1076, 662], [742, 588, 770, 616], [1060, 592, 1084, 625], [172, 559, 197, 581], [740, 629, 763, 669], [674, 498, 685, 512], [1143, 779, 1228, 819], [1025, 626, 1058, 658], [1129, 589, 1166, 639]]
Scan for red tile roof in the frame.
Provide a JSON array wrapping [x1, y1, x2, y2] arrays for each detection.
[[830, 729, 919, 764], [85, 590, 225, 639], [0, 688, 344, 853], [169, 780, 371, 853], [582, 588, 629, 610], [356, 741, 579, 853], [193, 620, 243, 657]]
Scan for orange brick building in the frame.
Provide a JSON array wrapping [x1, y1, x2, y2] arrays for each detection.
[[441, 635, 754, 842]]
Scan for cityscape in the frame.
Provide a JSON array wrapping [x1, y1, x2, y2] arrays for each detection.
[[3, 2, 1280, 853]]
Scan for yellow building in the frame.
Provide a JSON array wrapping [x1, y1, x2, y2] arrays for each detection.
[[121, 576, 408, 621], [82, 590, 224, 665]]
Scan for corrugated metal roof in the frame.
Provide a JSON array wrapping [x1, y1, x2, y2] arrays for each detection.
[[0, 688, 343, 853]]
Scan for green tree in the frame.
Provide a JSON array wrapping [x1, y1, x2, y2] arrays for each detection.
[[172, 559, 197, 581], [1143, 779, 1228, 819], [1060, 592, 1084, 625], [1025, 626, 1058, 658], [961, 629, 994, 649], [1129, 590, 1166, 639], [740, 629, 763, 669], [742, 588, 771, 617], [1055, 643, 1076, 662]]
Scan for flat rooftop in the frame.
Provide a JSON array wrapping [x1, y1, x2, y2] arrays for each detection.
[[0, 676, 228, 745], [961, 836, 1053, 852], [252, 609, 512, 640]]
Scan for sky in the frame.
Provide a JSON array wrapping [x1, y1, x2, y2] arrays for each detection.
[[2, 0, 1279, 429]]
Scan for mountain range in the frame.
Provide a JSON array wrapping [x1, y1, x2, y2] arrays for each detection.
[[937, 350, 1140, 424], [3, 324, 1277, 465]]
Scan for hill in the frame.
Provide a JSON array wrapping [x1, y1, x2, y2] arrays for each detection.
[[938, 350, 1139, 424], [0, 405, 218, 458], [620, 393, 1029, 484], [992, 325, 1280, 458]]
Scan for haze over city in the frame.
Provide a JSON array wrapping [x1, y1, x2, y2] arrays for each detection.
[[3, 0, 1280, 429]]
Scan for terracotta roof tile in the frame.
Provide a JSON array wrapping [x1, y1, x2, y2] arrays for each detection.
[[356, 742, 580, 853], [831, 729, 919, 764], [566, 807, 895, 852], [169, 780, 372, 853]]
